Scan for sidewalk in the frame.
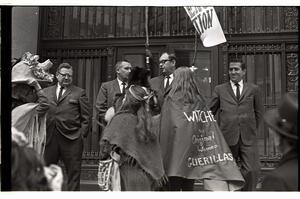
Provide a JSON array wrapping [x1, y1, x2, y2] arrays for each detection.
[[79, 180, 205, 191]]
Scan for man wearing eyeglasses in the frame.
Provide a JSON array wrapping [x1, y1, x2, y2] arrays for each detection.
[[209, 60, 263, 191], [149, 52, 176, 112], [41, 63, 92, 191]]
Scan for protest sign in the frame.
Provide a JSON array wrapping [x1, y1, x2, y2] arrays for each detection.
[[184, 6, 226, 47], [159, 96, 244, 191]]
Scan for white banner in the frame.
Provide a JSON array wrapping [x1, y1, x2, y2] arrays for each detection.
[[184, 6, 226, 47]]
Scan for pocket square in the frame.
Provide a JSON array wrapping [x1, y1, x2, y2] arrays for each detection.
[[69, 99, 79, 104]]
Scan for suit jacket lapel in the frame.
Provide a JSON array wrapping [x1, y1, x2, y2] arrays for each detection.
[[113, 79, 121, 93], [240, 82, 249, 101], [164, 78, 173, 97], [57, 85, 72, 103], [52, 85, 59, 103], [160, 76, 168, 95], [164, 85, 171, 97], [226, 82, 238, 102]]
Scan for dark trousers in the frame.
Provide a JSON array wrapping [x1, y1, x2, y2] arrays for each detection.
[[167, 177, 194, 191], [44, 131, 83, 191], [229, 137, 260, 191]]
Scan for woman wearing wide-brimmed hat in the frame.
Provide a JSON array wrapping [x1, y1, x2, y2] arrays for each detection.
[[261, 92, 298, 191]]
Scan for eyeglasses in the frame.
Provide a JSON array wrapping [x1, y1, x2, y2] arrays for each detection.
[[159, 59, 171, 64], [58, 72, 72, 78]]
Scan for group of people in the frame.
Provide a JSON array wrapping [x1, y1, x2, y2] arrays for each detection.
[[11, 51, 298, 191], [95, 52, 298, 191]]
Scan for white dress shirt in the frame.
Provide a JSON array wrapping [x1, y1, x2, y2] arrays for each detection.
[[56, 84, 66, 100], [117, 78, 127, 93], [164, 73, 174, 88], [230, 80, 243, 97]]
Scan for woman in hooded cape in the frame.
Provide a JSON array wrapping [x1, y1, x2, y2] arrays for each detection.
[[159, 67, 245, 191], [99, 84, 165, 191]]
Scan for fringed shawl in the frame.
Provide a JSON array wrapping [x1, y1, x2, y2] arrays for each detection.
[[101, 112, 165, 181]]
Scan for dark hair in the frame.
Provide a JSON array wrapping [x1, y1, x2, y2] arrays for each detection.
[[128, 66, 151, 87], [11, 141, 51, 191], [120, 85, 156, 143], [56, 63, 73, 73], [229, 61, 246, 70]]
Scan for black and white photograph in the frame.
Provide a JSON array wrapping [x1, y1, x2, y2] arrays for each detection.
[[1, 2, 299, 194]]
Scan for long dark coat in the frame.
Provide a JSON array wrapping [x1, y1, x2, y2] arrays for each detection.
[[159, 94, 245, 190]]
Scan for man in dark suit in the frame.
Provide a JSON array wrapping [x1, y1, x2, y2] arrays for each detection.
[[95, 60, 132, 127], [151, 53, 193, 191], [209, 61, 263, 191], [42, 63, 92, 191], [261, 92, 298, 191], [149, 52, 176, 110]]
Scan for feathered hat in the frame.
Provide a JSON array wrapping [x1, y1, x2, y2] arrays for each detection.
[[12, 52, 54, 83]]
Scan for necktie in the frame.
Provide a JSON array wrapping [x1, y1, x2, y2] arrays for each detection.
[[235, 83, 240, 101], [58, 86, 64, 101], [121, 82, 126, 94], [165, 75, 170, 90]]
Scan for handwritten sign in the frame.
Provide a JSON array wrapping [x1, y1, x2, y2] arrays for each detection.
[[183, 109, 234, 168], [160, 97, 245, 190], [184, 110, 216, 123], [184, 6, 226, 47]]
